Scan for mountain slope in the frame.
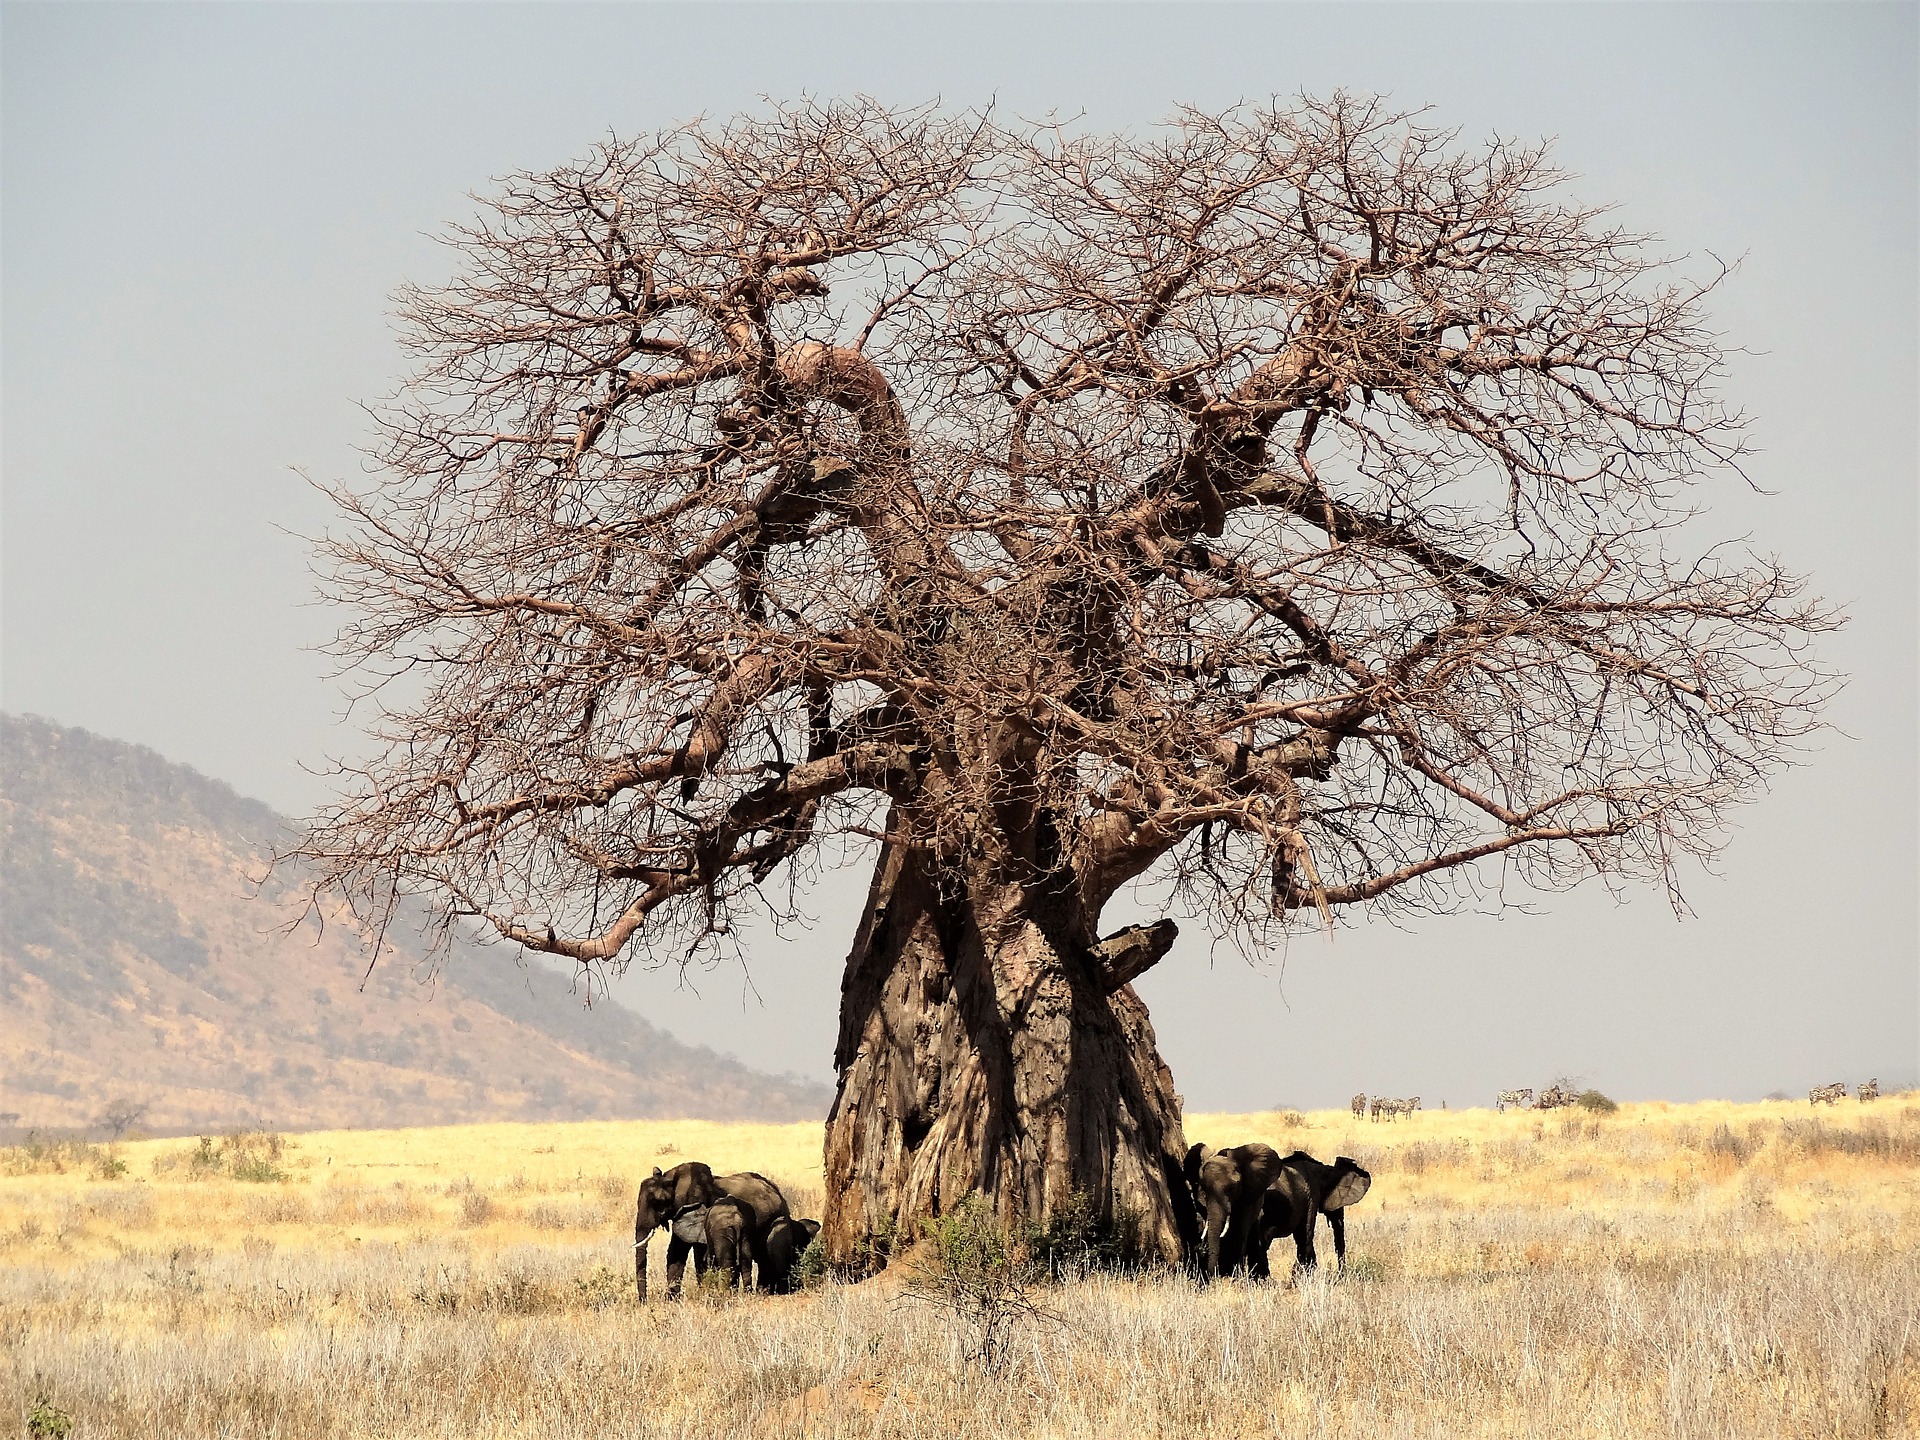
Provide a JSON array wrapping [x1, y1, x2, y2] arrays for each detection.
[[0, 714, 833, 1132]]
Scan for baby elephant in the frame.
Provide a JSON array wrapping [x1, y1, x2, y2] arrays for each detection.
[[698, 1195, 758, 1290], [1253, 1152, 1371, 1279], [758, 1216, 822, 1293]]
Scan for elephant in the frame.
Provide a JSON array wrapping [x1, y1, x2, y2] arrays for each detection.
[[1252, 1151, 1372, 1278], [633, 1161, 790, 1300], [1184, 1142, 1284, 1278], [759, 1216, 822, 1293], [695, 1195, 758, 1290]]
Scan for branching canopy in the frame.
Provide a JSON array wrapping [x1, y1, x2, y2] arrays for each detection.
[[298, 96, 1834, 973]]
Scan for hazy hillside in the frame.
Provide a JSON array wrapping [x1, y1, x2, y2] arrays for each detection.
[[0, 714, 833, 1134]]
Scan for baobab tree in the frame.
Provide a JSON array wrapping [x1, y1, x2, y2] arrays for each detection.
[[296, 97, 1833, 1266]]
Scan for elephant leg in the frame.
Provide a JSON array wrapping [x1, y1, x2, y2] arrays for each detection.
[[1248, 1228, 1273, 1281], [665, 1235, 694, 1296], [1226, 1195, 1263, 1275], [1328, 1209, 1347, 1269], [1291, 1216, 1317, 1278]]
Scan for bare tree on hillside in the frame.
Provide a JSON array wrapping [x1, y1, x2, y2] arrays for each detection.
[[292, 97, 1835, 1266]]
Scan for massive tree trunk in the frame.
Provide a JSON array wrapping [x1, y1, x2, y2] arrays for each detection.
[[821, 837, 1198, 1270]]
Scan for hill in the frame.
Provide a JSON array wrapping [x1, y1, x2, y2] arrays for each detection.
[[0, 714, 834, 1133]]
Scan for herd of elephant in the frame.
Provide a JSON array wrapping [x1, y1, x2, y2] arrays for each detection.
[[632, 1161, 820, 1300], [633, 1144, 1373, 1301], [1183, 1144, 1372, 1281]]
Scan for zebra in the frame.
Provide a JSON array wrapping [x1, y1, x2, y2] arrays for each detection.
[[1857, 1079, 1879, 1103], [1496, 1088, 1533, 1113], [1402, 1096, 1422, 1118], [1808, 1082, 1846, 1106], [1369, 1096, 1394, 1122], [1535, 1084, 1573, 1111], [1351, 1093, 1368, 1120]]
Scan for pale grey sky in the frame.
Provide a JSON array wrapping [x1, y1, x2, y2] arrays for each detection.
[[4, 2, 1914, 1109]]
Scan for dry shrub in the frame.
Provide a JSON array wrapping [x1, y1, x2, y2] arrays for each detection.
[[246, 1192, 312, 1226], [459, 1193, 496, 1227], [318, 1187, 426, 1227], [4, 1135, 124, 1179], [85, 1187, 155, 1228], [1704, 1123, 1753, 1166], [527, 1200, 604, 1232], [589, 1174, 628, 1202], [1778, 1115, 1920, 1163]]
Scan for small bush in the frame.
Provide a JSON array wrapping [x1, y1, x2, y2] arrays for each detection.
[[793, 1234, 830, 1291], [1576, 1089, 1618, 1114], [591, 1173, 630, 1201], [153, 1132, 289, 1182], [460, 1192, 497, 1227], [27, 1399, 73, 1439], [247, 1192, 314, 1226], [1023, 1190, 1145, 1277], [4, 1132, 124, 1178], [529, 1199, 602, 1231], [904, 1196, 1053, 1373], [572, 1264, 627, 1309], [86, 1186, 156, 1227], [848, 1210, 899, 1276], [1704, 1124, 1752, 1165]]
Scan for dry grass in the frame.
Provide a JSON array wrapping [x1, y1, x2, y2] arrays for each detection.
[[3, 1099, 1917, 1437]]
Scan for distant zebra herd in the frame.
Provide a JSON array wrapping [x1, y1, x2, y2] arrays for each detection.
[[1351, 1093, 1421, 1121], [1491, 1084, 1575, 1112], [1810, 1079, 1877, 1106], [1340, 1078, 1887, 1118]]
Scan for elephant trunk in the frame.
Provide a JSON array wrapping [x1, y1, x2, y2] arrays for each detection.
[[634, 1222, 657, 1302]]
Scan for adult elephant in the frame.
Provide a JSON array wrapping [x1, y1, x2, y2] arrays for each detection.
[[1184, 1142, 1283, 1278], [1253, 1152, 1372, 1278], [633, 1161, 789, 1300], [759, 1216, 822, 1294]]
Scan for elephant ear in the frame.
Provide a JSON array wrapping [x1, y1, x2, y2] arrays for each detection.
[[1326, 1166, 1371, 1210], [651, 1166, 663, 1178], [1183, 1143, 1213, 1189], [669, 1205, 710, 1244]]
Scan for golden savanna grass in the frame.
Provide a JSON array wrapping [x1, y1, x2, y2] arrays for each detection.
[[3, 1098, 1917, 1437]]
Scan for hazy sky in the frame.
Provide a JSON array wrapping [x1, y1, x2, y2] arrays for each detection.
[[4, 2, 1914, 1110]]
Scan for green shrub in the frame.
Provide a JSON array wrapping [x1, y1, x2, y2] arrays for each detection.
[[27, 1399, 73, 1439], [848, 1209, 898, 1276], [905, 1196, 1053, 1373], [793, 1234, 830, 1291], [1022, 1189, 1146, 1277], [1575, 1090, 1618, 1114], [153, 1131, 289, 1182]]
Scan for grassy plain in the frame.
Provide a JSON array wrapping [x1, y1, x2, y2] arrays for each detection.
[[3, 1097, 1917, 1438]]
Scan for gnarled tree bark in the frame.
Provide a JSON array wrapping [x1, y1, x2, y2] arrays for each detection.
[[822, 831, 1196, 1267]]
